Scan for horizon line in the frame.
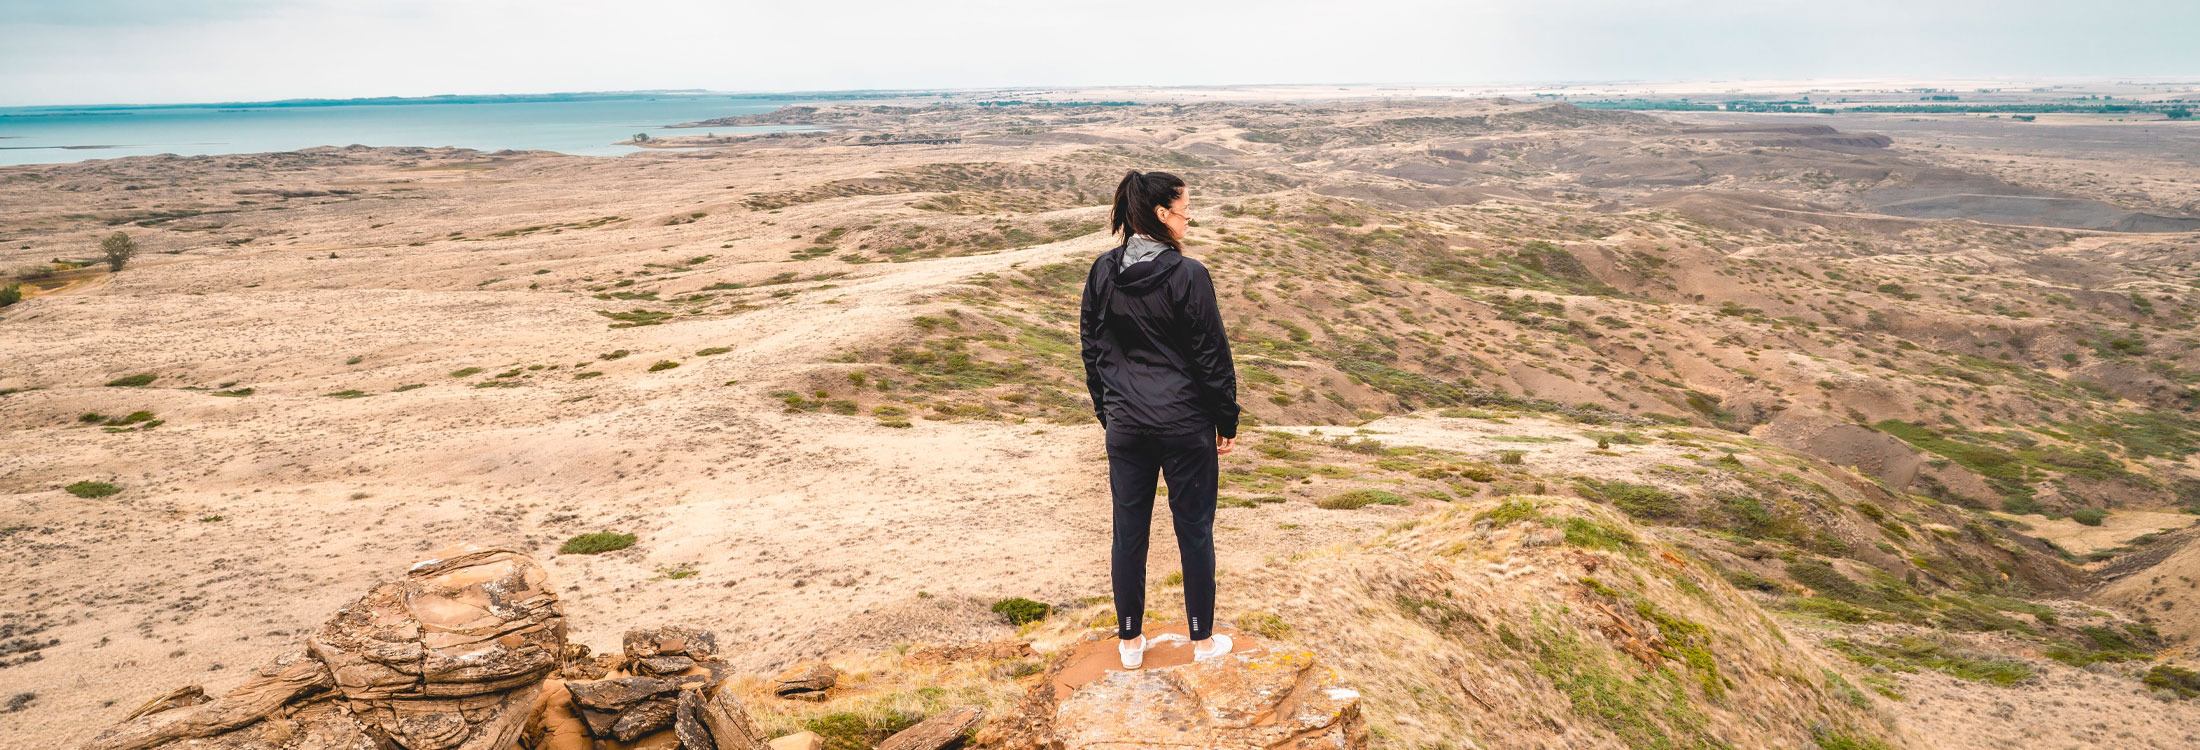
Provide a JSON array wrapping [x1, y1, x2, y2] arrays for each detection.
[[10, 75, 2200, 111]]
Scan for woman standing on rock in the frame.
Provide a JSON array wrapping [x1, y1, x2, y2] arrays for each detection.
[[1080, 169, 1241, 669]]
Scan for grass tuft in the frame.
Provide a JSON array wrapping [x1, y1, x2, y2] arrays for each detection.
[[65, 481, 122, 498], [559, 532, 637, 555]]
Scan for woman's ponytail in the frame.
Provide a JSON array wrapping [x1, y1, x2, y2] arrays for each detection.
[[1110, 169, 1186, 249]]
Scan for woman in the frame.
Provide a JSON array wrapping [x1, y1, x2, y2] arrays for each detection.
[[1079, 169, 1241, 669]]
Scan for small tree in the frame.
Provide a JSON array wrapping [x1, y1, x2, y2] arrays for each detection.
[[101, 231, 138, 272], [2168, 107, 2193, 120], [633, 132, 651, 142]]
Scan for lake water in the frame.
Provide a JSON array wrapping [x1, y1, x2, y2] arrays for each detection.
[[0, 94, 827, 167]]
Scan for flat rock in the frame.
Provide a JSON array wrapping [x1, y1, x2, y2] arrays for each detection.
[[609, 696, 678, 742], [566, 676, 675, 712], [977, 625, 1368, 750], [767, 731, 825, 750], [770, 660, 837, 696], [695, 685, 772, 750], [876, 705, 984, 750], [636, 655, 697, 677], [120, 685, 209, 722]]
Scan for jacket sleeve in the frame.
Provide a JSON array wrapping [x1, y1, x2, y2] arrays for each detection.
[[1079, 257, 1109, 429], [1180, 261, 1240, 439]]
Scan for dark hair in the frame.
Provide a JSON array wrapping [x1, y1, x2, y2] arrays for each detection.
[[1110, 170, 1185, 250]]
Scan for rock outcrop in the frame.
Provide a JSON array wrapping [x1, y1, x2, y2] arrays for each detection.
[[77, 544, 779, 750], [537, 624, 746, 746], [310, 544, 564, 750], [977, 623, 1369, 749], [84, 543, 564, 750], [81, 543, 1360, 750]]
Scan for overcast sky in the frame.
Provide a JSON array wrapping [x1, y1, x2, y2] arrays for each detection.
[[3, 0, 2196, 106]]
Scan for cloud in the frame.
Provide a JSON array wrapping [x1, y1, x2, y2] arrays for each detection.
[[1, 0, 291, 27], [0, 0, 2194, 106]]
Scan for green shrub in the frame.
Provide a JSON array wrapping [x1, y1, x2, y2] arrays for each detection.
[[648, 360, 680, 372], [1576, 479, 1680, 519], [65, 481, 122, 498], [559, 532, 637, 555], [105, 373, 156, 387], [696, 347, 731, 356], [1317, 489, 1410, 509], [102, 231, 138, 271], [1561, 517, 1637, 551], [991, 597, 1050, 626], [1829, 636, 2032, 686], [1476, 497, 1543, 527], [1497, 449, 1526, 465], [0, 283, 20, 307], [1719, 567, 1779, 592], [2069, 508, 2107, 526], [1812, 726, 1892, 750], [1787, 559, 1874, 604], [449, 367, 483, 378], [1793, 597, 1874, 623], [2144, 665, 2200, 698], [1717, 494, 1801, 541]]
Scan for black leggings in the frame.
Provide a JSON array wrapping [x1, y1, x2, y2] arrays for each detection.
[[1106, 426, 1218, 642]]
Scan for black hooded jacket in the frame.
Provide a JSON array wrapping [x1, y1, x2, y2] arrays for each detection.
[[1080, 241, 1240, 439]]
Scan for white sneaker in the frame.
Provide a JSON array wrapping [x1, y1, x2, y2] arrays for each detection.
[[1118, 634, 1145, 669], [1192, 633, 1233, 662]]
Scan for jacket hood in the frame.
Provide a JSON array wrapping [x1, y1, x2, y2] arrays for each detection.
[[1112, 244, 1183, 294]]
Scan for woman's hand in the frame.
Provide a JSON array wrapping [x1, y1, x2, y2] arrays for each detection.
[[1216, 435, 1236, 455]]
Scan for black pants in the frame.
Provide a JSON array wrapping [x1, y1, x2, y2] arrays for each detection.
[[1107, 426, 1218, 642]]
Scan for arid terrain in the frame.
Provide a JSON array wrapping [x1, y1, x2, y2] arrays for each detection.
[[4, 83, 2199, 749]]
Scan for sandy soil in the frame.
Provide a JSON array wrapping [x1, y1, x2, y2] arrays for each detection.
[[1832, 635, 2200, 750], [1992, 511, 2199, 556], [2094, 532, 2200, 642]]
